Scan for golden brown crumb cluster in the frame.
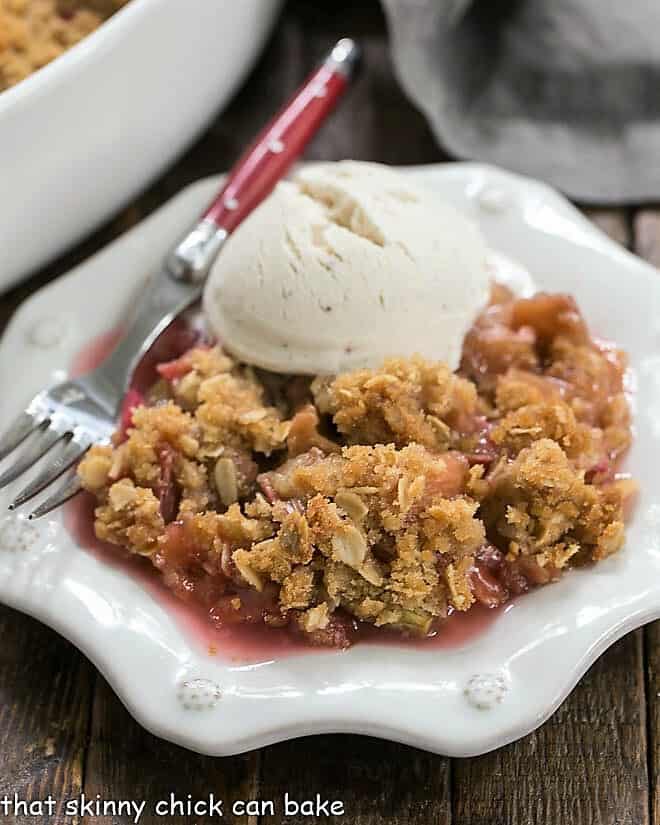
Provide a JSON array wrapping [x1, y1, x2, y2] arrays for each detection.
[[312, 356, 478, 452], [0, 0, 128, 91], [78, 289, 635, 647]]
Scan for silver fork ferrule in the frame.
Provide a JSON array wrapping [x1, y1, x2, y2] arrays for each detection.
[[166, 218, 229, 284]]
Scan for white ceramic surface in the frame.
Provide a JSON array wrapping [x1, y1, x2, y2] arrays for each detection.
[[0, 164, 658, 758], [0, 0, 283, 291]]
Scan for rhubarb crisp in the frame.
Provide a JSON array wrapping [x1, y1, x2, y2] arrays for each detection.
[[78, 288, 636, 648], [0, 0, 129, 91]]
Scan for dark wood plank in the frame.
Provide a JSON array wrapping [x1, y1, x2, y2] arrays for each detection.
[[453, 211, 649, 825], [0, 607, 95, 825], [276, 0, 445, 166], [635, 210, 660, 269], [633, 208, 660, 825], [80, 677, 259, 825], [647, 624, 659, 825], [583, 208, 633, 248], [453, 633, 649, 825], [259, 735, 451, 825]]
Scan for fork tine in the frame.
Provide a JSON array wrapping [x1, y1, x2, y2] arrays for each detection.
[[9, 435, 91, 509], [29, 475, 82, 520], [0, 424, 65, 488], [0, 411, 45, 462]]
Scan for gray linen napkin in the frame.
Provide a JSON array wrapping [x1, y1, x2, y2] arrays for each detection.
[[382, 0, 660, 203]]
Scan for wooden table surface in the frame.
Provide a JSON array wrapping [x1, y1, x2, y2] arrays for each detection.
[[1, 2, 658, 823]]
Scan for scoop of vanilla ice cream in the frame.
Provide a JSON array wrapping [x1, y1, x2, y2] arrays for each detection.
[[203, 161, 491, 374]]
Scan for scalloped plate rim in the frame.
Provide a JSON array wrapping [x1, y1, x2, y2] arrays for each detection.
[[0, 162, 658, 758]]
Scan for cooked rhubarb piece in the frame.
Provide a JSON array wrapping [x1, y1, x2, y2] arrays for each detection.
[[78, 288, 634, 647]]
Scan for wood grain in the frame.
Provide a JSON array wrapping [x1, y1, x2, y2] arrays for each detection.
[[583, 208, 633, 248], [646, 624, 659, 825], [635, 210, 660, 269], [0, 608, 95, 825], [259, 735, 451, 824], [452, 633, 649, 825], [81, 677, 259, 825]]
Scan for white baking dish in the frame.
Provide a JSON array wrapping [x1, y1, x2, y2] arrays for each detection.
[[0, 0, 282, 291]]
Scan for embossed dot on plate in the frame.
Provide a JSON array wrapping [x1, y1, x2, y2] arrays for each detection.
[[268, 139, 284, 154], [476, 186, 509, 214], [464, 673, 508, 710], [177, 678, 222, 711], [313, 85, 327, 98], [28, 317, 67, 349], [0, 513, 56, 554], [642, 504, 660, 551], [224, 197, 239, 211], [644, 503, 660, 528]]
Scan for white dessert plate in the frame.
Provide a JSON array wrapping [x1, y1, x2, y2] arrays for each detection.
[[0, 164, 658, 757]]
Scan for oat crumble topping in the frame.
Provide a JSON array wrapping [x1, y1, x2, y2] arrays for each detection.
[[78, 287, 635, 648]]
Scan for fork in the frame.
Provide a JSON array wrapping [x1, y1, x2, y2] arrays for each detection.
[[0, 38, 361, 519]]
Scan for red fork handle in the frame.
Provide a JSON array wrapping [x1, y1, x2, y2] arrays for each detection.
[[167, 38, 361, 283]]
